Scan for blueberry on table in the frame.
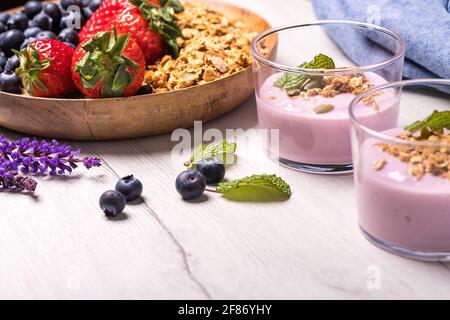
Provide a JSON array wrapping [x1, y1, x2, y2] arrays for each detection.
[[5, 56, 20, 74], [89, 0, 104, 11], [61, 0, 84, 10], [115, 175, 143, 202], [0, 72, 22, 94], [24, 1, 44, 19], [0, 13, 10, 25], [43, 3, 63, 26], [7, 13, 29, 31], [0, 30, 25, 56], [196, 158, 226, 184], [176, 170, 206, 200], [31, 12, 52, 31], [59, 28, 79, 45], [36, 31, 57, 41], [24, 26, 42, 38], [100, 190, 126, 218]]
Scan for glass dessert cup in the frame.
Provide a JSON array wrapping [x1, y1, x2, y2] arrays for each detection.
[[251, 21, 405, 174], [350, 79, 450, 261]]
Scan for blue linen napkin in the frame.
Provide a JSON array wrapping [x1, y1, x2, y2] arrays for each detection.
[[312, 0, 450, 81]]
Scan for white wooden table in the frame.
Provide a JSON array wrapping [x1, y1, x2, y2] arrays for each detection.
[[1, 0, 450, 300]]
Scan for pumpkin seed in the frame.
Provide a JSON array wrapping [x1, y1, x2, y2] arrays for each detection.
[[314, 104, 335, 114], [286, 89, 301, 97], [303, 79, 325, 90]]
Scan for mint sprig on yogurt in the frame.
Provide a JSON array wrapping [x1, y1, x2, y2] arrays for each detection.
[[405, 110, 450, 137], [273, 53, 335, 91]]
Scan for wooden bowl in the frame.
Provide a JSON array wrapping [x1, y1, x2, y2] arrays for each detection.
[[0, 0, 272, 140]]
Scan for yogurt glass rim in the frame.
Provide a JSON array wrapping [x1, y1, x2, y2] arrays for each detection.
[[250, 20, 406, 76], [349, 79, 450, 147]]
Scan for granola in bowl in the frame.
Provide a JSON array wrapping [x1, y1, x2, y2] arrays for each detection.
[[144, 2, 257, 93]]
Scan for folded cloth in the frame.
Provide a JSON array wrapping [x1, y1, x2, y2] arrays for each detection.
[[312, 0, 450, 82]]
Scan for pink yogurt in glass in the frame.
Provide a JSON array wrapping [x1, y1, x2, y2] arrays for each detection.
[[357, 129, 450, 252], [256, 72, 399, 165]]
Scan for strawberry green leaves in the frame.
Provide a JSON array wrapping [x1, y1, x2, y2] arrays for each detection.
[[74, 30, 138, 98], [129, 0, 184, 58], [217, 174, 291, 202], [13, 46, 52, 95], [273, 53, 335, 91]]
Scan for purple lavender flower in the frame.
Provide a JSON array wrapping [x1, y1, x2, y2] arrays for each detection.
[[0, 135, 102, 191]]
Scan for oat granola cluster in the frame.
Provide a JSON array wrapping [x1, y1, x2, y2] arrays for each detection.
[[143, 2, 257, 92], [374, 133, 450, 181], [295, 73, 380, 110], [307, 74, 371, 97]]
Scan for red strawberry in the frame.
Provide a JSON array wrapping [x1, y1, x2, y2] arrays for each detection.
[[113, 5, 165, 65], [79, 0, 132, 43], [115, 0, 184, 64], [14, 40, 76, 98], [72, 31, 146, 98]]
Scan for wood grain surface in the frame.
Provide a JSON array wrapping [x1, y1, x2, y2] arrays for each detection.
[[0, 0, 449, 300]]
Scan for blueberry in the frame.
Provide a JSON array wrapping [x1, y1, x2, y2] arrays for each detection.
[[7, 13, 29, 31], [115, 175, 143, 202], [36, 31, 56, 40], [59, 28, 79, 45], [20, 37, 37, 50], [43, 3, 62, 26], [89, 0, 103, 11], [24, 26, 42, 38], [31, 12, 52, 31], [0, 30, 25, 56], [24, 1, 43, 19], [82, 7, 93, 20], [176, 170, 206, 200], [5, 56, 20, 74], [196, 158, 226, 184], [99, 190, 126, 218], [0, 51, 6, 69], [60, 12, 84, 30], [137, 85, 153, 95], [0, 13, 10, 25], [0, 72, 22, 93], [0, 22, 6, 34], [61, 0, 84, 10]]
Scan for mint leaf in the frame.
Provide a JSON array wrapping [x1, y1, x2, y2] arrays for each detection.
[[273, 72, 305, 90], [185, 140, 237, 167], [405, 110, 450, 134], [300, 53, 336, 70], [216, 174, 291, 202], [273, 54, 335, 91]]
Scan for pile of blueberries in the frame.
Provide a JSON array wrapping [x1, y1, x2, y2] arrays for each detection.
[[0, 0, 103, 93]]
